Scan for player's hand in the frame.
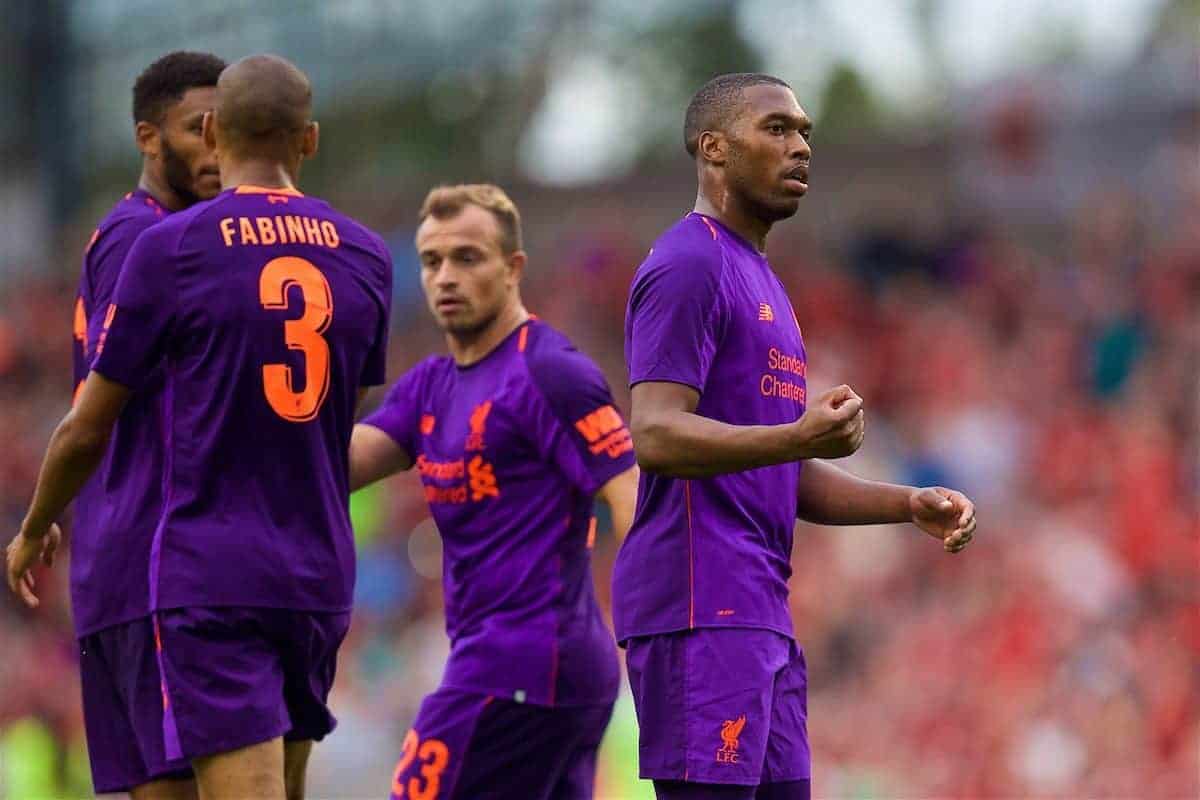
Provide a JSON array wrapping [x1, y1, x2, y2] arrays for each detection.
[[790, 385, 865, 460], [5, 524, 62, 608], [909, 487, 976, 554]]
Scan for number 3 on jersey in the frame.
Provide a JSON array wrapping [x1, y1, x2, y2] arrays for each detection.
[[259, 256, 333, 422]]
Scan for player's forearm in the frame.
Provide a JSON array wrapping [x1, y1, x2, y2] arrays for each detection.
[[632, 409, 802, 478], [22, 413, 111, 538], [348, 424, 413, 492], [598, 466, 639, 542], [794, 459, 912, 526]]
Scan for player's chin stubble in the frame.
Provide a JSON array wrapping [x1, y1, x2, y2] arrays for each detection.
[[161, 138, 202, 206], [441, 308, 499, 340]]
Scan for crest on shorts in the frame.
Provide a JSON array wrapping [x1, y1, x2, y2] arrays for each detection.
[[716, 715, 746, 764]]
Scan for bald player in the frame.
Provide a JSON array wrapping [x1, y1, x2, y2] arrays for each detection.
[[6, 55, 393, 800]]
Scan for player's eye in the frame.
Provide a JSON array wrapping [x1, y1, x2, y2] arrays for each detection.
[[768, 124, 785, 135]]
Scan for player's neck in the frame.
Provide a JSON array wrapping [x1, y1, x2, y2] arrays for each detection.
[[446, 303, 530, 367], [694, 190, 770, 253], [137, 165, 188, 212], [219, 159, 299, 193]]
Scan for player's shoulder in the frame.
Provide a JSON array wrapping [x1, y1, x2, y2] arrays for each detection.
[[88, 192, 167, 252], [520, 319, 609, 399], [304, 196, 392, 266], [637, 213, 726, 281], [133, 196, 211, 250]]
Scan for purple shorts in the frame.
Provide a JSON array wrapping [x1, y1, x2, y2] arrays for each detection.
[[154, 606, 351, 761], [388, 687, 614, 800], [79, 617, 193, 793], [625, 628, 810, 788]]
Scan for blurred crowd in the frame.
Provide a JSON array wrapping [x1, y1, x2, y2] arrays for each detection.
[[1, 152, 1197, 797]]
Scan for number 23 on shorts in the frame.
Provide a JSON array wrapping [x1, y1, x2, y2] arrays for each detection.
[[391, 728, 451, 800]]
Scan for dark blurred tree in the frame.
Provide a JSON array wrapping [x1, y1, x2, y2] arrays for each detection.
[[624, 2, 767, 163], [1147, 0, 1200, 51], [816, 63, 883, 144]]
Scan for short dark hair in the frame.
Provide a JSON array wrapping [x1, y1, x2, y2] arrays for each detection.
[[684, 73, 792, 157], [419, 184, 523, 255], [132, 51, 226, 124]]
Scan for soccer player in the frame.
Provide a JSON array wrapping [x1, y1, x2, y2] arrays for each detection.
[[348, 184, 639, 800], [7, 54, 393, 800], [45, 50, 226, 800], [615, 73, 978, 800]]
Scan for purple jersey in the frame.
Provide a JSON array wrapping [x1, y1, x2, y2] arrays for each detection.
[[91, 185, 393, 614], [362, 319, 633, 706], [71, 189, 169, 636], [614, 213, 808, 643]]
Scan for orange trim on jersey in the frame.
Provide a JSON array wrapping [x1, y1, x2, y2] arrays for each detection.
[[586, 516, 597, 549], [517, 324, 529, 352], [698, 216, 719, 240], [234, 184, 304, 197], [685, 481, 695, 628]]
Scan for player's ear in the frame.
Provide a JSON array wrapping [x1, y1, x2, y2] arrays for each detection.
[[698, 130, 727, 166], [135, 120, 161, 160], [506, 250, 526, 285], [301, 121, 319, 161], [201, 111, 216, 152]]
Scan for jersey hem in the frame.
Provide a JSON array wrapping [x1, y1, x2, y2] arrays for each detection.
[[150, 600, 355, 615], [72, 607, 154, 639], [615, 620, 796, 647]]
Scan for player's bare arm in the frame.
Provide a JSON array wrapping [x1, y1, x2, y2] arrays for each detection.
[[795, 458, 977, 553], [349, 423, 413, 492], [596, 464, 639, 542], [7, 372, 131, 606], [630, 381, 864, 479]]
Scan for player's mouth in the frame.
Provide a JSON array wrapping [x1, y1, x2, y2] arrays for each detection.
[[782, 164, 809, 193], [436, 297, 468, 313]]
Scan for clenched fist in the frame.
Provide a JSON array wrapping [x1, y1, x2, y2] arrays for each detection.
[[790, 384, 865, 460]]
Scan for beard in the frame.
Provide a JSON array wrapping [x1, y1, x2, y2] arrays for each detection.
[[441, 307, 499, 339], [726, 146, 802, 224], [161, 136, 202, 207]]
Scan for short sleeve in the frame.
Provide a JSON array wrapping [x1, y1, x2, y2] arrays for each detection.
[[624, 245, 725, 392], [526, 340, 636, 495], [91, 224, 178, 391], [359, 234, 394, 386], [360, 361, 426, 457]]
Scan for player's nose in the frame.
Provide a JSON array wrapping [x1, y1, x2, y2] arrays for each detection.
[[789, 133, 811, 160]]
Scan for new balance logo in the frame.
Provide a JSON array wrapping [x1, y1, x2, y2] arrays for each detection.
[[716, 716, 746, 764], [758, 303, 774, 322]]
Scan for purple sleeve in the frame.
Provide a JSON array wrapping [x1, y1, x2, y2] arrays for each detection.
[[360, 234, 394, 386], [625, 247, 726, 391], [526, 344, 636, 495], [361, 362, 424, 457], [90, 225, 177, 391]]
